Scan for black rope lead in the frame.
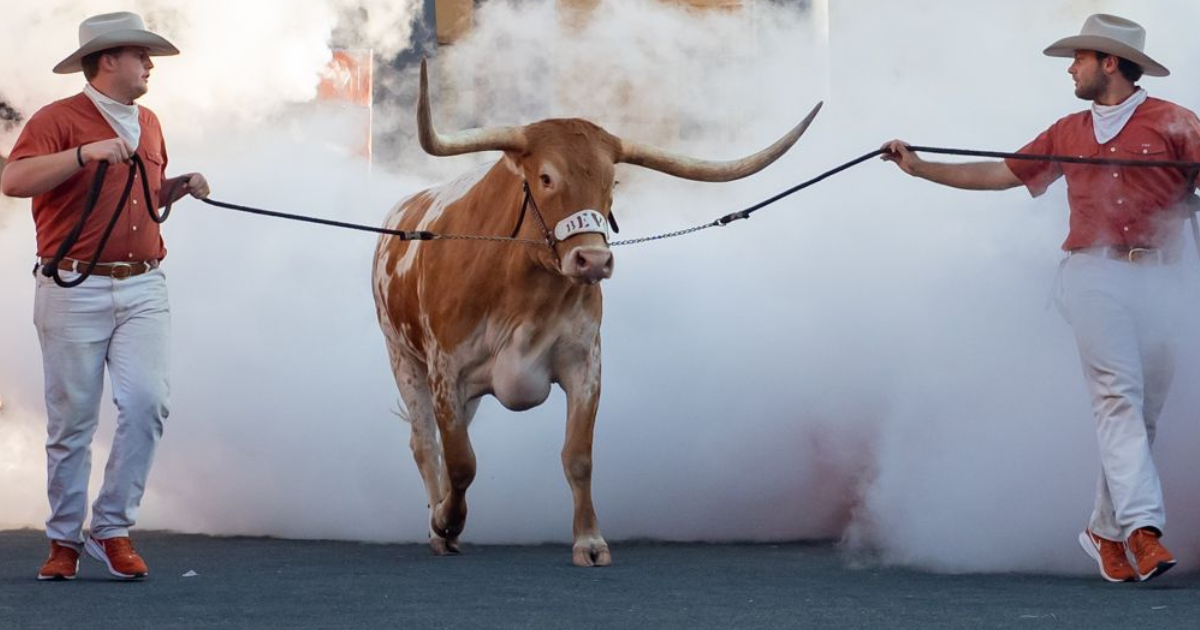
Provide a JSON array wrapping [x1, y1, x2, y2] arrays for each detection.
[[43, 154, 163, 287], [708, 146, 1200, 230], [198, 197, 435, 241], [714, 149, 885, 227], [908, 145, 1200, 169], [59, 145, 1196, 267]]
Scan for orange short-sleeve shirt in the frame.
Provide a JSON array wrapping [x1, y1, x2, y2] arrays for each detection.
[[1005, 97, 1200, 251], [9, 92, 169, 262]]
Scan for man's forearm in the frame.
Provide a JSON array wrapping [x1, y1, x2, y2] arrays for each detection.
[[911, 160, 1022, 191], [159, 175, 185, 208], [0, 149, 84, 198]]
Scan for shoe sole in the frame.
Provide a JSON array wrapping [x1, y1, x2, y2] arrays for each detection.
[[1138, 559, 1177, 582], [1077, 531, 1135, 583], [84, 538, 147, 579], [37, 552, 79, 581], [36, 571, 76, 581]]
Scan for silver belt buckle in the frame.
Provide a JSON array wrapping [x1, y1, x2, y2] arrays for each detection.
[[110, 262, 134, 280], [1126, 247, 1156, 264]]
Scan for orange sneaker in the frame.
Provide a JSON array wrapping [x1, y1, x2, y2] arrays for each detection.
[[85, 536, 148, 579], [37, 541, 80, 581], [1078, 530, 1136, 582], [1127, 527, 1176, 582]]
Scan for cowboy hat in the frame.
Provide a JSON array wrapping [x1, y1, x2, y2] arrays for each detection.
[[53, 12, 179, 75], [1043, 14, 1168, 77]]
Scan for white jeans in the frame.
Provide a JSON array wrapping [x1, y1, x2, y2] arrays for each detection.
[[33, 267, 170, 546], [1056, 251, 1184, 541]]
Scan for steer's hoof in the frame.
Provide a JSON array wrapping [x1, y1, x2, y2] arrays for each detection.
[[432, 502, 466, 542], [429, 536, 461, 556], [572, 539, 612, 567]]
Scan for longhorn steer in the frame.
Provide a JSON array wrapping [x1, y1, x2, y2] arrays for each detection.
[[373, 59, 820, 566]]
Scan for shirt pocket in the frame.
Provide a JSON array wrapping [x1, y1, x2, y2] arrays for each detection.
[[1115, 139, 1169, 160], [139, 150, 166, 207], [141, 149, 165, 171]]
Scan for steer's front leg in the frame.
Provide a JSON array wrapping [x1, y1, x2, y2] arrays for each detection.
[[559, 343, 610, 567], [428, 373, 475, 550]]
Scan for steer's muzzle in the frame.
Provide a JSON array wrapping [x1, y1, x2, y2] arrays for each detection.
[[564, 246, 614, 285]]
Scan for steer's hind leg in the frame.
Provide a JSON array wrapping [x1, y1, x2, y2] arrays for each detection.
[[389, 355, 457, 554]]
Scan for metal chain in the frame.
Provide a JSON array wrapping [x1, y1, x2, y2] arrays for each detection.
[[610, 221, 721, 247], [433, 233, 547, 247], [429, 223, 719, 248]]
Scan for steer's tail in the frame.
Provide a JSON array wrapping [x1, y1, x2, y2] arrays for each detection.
[[390, 399, 413, 424]]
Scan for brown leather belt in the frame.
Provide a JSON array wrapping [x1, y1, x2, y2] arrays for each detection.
[[1071, 246, 1176, 265], [38, 258, 160, 279]]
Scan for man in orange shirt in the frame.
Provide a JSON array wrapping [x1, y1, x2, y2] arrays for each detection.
[[1, 12, 209, 581], [882, 14, 1200, 583]]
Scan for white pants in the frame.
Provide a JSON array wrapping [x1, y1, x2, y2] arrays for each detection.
[[1056, 252, 1184, 541], [34, 267, 170, 546]]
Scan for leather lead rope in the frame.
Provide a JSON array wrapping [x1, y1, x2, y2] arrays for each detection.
[[42, 154, 174, 288], [198, 146, 1200, 251], [712, 146, 1200, 227]]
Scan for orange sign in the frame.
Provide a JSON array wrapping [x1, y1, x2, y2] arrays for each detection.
[[318, 49, 374, 160], [319, 50, 373, 105]]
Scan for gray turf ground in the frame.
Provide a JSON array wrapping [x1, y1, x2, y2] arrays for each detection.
[[1, 529, 1196, 629]]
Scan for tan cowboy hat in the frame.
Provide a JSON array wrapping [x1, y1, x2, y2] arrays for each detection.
[[1043, 14, 1168, 77], [53, 12, 179, 75]]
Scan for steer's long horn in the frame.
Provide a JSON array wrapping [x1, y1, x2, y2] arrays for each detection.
[[617, 102, 823, 182], [418, 58, 527, 157]]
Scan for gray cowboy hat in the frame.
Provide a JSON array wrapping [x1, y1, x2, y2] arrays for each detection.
[[1043, 14, 1169, 77], [53, 12, 179, 75]]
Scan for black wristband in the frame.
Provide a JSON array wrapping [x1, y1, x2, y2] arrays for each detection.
[[76, 145, 85, 168]]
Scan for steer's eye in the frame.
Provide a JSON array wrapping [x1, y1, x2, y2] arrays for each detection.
[[539, 173, 553, 188]]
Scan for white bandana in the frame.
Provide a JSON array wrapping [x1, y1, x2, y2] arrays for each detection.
[[1091, 88, 1147, 145], [83, 82, 141, 151]]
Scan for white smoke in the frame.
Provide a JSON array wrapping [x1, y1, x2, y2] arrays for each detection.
[[0, 1, 419, 141], [2, 0, 1199, 578]]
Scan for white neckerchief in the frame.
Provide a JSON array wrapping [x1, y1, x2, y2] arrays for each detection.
[[83, 83, 141, 151], [1091, 88, 1147, 145]]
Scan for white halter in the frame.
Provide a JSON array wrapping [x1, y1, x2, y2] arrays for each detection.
[[554, 210, 611, 243]]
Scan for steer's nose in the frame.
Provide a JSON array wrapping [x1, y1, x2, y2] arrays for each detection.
[[572, 248, 614, 284]]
